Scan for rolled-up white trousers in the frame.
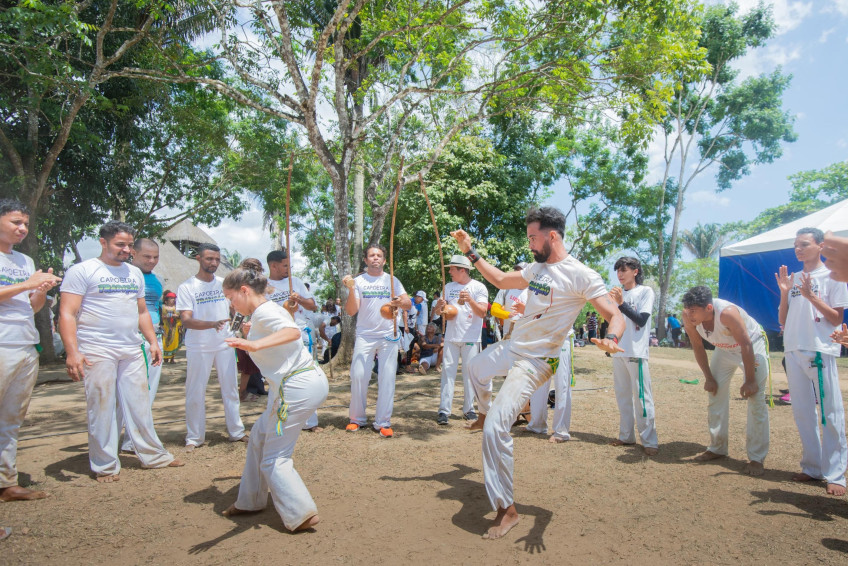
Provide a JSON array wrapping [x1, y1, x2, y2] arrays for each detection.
[[468, 342, 552, 510]]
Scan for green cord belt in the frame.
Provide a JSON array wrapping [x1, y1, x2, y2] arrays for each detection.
[[275, 364, 318, 436], [814, 352, 825, 426]]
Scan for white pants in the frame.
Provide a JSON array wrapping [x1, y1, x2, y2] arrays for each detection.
[[0, 345, 39, 488], [785, 350, 847, 486], [528, 337, 573, 440], [185, 347, 245, 447], [706, 349, 769, 462], [235, 367, 329, 530], [420, 352, 438, 369], [349, 335, 398, 429], [612, 357, 658, 448], [468, 342, 553, 510], [117, 336, 163, 452], [439, 341, 480, 416], [79, 345, 174, 476]]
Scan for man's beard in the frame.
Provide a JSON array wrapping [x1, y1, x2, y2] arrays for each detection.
[[532, 241, 551, 263]]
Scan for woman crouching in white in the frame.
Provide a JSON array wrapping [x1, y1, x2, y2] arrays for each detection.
[[221, 267, 328, 532]]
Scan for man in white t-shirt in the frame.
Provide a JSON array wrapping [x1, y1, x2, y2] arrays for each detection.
[[342, 244, 411, 438], [177, 243, 246, 451], [0, 199, 61, 501], [608, 256, 658, 455], [776, 227, 848, 496], [59, 221, 182, 482], [265, 250, 321, 431], [432, 255, 489, 424], [451, 206, 624, 540], [681, 285, 769, 476], [413, 290, 429, 335]]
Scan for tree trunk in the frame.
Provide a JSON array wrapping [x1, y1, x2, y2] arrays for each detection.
[[331, 174, 356, 365], [352, 159, 364, 268]]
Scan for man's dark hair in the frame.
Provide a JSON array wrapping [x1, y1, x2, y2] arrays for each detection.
[[133, 237, 159, 251], [0, 199, 30, 217], [682, 286, 713, 309], [613, 256, 643, 285], [99, 220, 135, 240], [364, 243, 387, 258], [797, 227, 824, 244], [267, 250, 288, 264], [196, 243, 220, 255], [330, 315, 341, 324], [525, 206, 565, 239]]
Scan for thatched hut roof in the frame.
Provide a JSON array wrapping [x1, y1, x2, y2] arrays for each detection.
[[152, 220, 234, 292]]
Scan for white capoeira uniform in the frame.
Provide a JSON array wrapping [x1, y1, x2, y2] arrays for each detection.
[[467, 257, 607, 510], [177, 276, 245, 447], [527, 331, 574, 440], [233, 301, 328, 530], [694, 299, 769, 463], [0, 250, 40, 489], [612, 284, 657, 449], [349, 272, 406, 430], [118, 271, 164, 452], [267, 276, 319, 429], [60, 259, 175, 476], [783, 266, 848, 486], [439, 279, 488, 417]]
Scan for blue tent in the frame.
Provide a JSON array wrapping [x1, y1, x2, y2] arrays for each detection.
[[719, 199, 848, 334]]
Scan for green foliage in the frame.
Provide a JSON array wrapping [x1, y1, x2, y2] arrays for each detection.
[[667, 257, 718, 313], [680, 222, 725, 259]]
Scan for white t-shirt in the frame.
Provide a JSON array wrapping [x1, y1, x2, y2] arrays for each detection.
[[322, 313, 339, 341], [267, 276, 314, 332], [494, 287, 528, 336], [246, 301, 315, 389], [0, 250, 38, 346], [613, 284, 654, 359], [783, 265, 848, 357], [695, 298, 766, 357], [415, 301, 429, 332], [176, 276, 232, 352], [444, 279, 488, 343], [511, 256, 608, 359], [60, 258, 145, 350], [353, 272, 406, 339]]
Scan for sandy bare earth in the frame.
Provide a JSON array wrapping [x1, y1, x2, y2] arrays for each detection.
[[2, 346, 848, 565]]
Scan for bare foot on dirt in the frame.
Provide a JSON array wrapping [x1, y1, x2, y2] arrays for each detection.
[[791, 472, 818, 482], [0, 486, 49, 502], [222, 504, 254, 517], [466, 413, 486, 431], [644, 447, 659, 456], [96, 474, 120, 483], [167, 459, 185, 468], [694, 450, 724, 462], [294, 514, 321, 531], [826, 483, 846, 496], [744, 461, 764, 476], [0, 526, 10, 541], [548, 436, 567, 444], [304, 426, 324, 433], [483, 505, 520, 540], [230, 434, 249, 443], [185, 444, 196, 453], [609, 439, 635, 447]]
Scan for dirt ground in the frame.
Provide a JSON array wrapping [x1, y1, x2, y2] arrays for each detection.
[[2, 346, 848, 565]]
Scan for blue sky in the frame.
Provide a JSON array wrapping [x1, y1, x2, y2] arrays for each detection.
[[547, 0, 848, 237]]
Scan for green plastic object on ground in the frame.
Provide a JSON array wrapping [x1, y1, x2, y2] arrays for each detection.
[[679, 378, 699, 385]]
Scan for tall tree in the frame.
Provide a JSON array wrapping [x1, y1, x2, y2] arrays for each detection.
[[652, 2, 796, 338], [124, 0, 705, 359], [680, 222, 725, 259]]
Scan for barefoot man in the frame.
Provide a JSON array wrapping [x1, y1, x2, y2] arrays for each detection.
[[681, 286, 769, 476], [776, 227, 848, 496], [455, 206, 624, 539], [59, 221, 183, 482], [0, 199, 61, 502]]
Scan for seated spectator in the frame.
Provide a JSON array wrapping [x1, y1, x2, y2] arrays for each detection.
[[418, 323, 443, 375]]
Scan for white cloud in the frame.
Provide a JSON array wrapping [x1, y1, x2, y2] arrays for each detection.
[[837, 139, 848, 149], [820, 27, 837, 43], [732, 43, 802, 80], [825, 0, 848, 16], [795, 111, 806, 120], [718, 0, 813, 34], [689, 190, 731, 207]]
